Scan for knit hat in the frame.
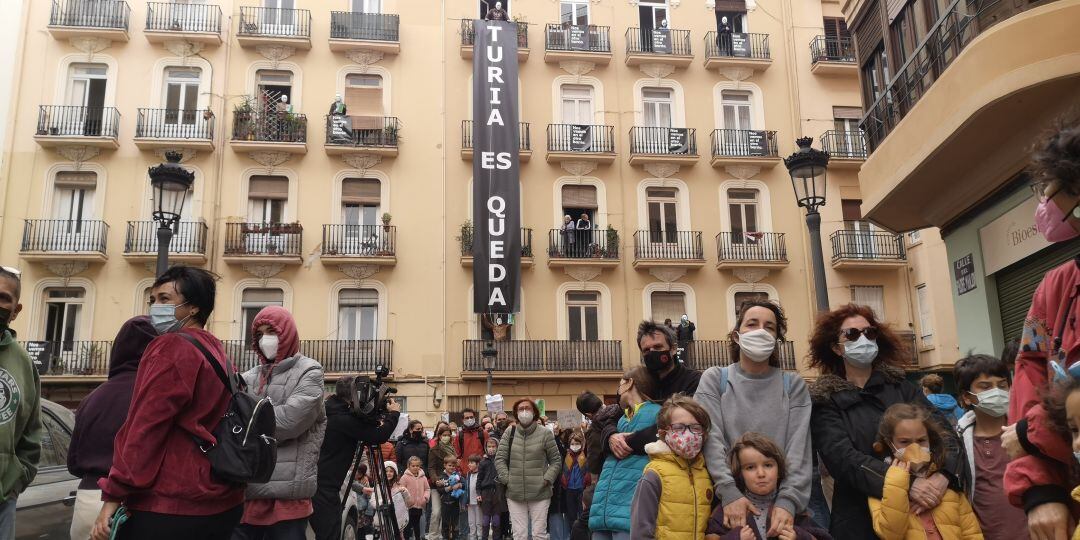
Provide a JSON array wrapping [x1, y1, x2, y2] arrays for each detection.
[[384, 461, 399, 476]]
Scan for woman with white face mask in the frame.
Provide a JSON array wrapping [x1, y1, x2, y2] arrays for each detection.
[[807, 304, 963, 540], [693, 300, 812, 538]]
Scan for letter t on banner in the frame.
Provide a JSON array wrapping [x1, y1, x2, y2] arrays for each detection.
[[472, 20, 521, 315]]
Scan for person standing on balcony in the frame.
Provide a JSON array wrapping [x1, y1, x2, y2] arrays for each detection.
[[561, 215, 577, 257], [67, 316, 156, 539], [694, 300, 814, 537], [484, 1, 509, 21], [575, 214, 592, 257], [233, 306, 326, 539], [676, 315, 696, 363], [0, 267, 41, 538]]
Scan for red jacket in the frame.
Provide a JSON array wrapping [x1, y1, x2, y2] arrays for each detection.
[[455, 426, 488, 471], [99, 328, 244, 516], [1004, 404, 1080, 514]]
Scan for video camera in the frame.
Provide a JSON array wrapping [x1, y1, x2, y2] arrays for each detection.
[[346, 365, 397, 422]]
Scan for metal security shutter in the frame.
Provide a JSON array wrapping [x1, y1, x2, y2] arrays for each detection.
[[996, 240, 1080, 343], [853, 0, 883, 64]]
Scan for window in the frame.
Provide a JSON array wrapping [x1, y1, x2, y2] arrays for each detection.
[[248, 175, 288, 224], [733, 291, 770, 317], [561, 185, 598, 224], [338, 289, 378, 340], [727, 188, 759, 242], [639, 1, 668, 31], [908, 229, 922, 244], [823, 17, 851, 42], [263, 0, 295, 27], [646, 187, 679, 243], [721, 90, 752, 131], [65, 63, 108, 136], [651, 291, 685, 324], [44, 288, 85, 348], [480, 0, 511, 18], [916, 284, 933, 347], [861, 46, 890, 105], [566, 291, 599, 341], [890, 6, 918, 65], [715, 8, 747, 33], [850, 286, 885, 321], [345, 73, 384, 118], [256, 69, 293, 108], [241, 288, 284, 343], [163, 67, 201, 126], [642, 88, 673, 128], [53, 171, 97, 229], [561, 85, 594, 125], [560, 0, 588, 25], [352, 0, 381, 13], [341, 178, 381, 226]]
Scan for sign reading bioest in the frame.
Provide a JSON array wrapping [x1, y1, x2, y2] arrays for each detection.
[[472, 19, 521, 315]]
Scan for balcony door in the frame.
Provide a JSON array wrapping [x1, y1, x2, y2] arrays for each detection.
[[560, 0, 589, 25], [647, 188, 679, 244], [650, 291, 685, 326], [352, 0, 381, 12], [561, 85, 594, 150], [65, 64, 107, 136], [262, 0, 295, 32], [642, 88, 673, 128], [721, 90, 753, 155], [43, 287, 85, 362], [567, 291, 599, 342], [842, 199, 877, 258], [52, 172, 97, 249], [170, 0, 208, 31], [638, 1, 668, 51], [480, 0, 511, 18], [727, 188, 763, 257], [850, 286, 885, 321], [247, 176, 288, 253], [339, 289, 378, 341], [163, 67, 202, 138], [341, 178, 381, 254], [833, 106, 863, 156]]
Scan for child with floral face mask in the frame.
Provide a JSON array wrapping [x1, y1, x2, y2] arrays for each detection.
[[629, 395, 714, 539]]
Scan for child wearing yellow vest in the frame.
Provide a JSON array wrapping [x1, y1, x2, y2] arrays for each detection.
[[629, 395, 714, 540]]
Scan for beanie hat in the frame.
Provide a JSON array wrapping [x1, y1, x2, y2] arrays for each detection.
[[384, 461, 399, 475]]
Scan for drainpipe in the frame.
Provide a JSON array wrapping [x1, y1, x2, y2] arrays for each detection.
[[207, 6, 235, 336], [440, 0, 449, 408]]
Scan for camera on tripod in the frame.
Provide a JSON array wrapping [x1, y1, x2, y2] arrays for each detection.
[[347, 365, 398, 422]]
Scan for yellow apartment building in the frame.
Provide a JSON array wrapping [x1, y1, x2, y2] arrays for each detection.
[[0, 0, 960, 422]]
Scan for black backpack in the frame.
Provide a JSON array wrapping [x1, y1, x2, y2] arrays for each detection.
[[180, 334, 278, 485]]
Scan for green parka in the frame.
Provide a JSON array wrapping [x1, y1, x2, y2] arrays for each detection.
[[495, 422, 561, 502]]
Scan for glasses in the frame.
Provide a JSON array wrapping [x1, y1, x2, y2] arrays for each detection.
[[840, 326, 879, 341], [668, 423, 704, 435]]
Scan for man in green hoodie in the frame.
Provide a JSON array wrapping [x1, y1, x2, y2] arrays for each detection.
[[0, 267, 42, 536]]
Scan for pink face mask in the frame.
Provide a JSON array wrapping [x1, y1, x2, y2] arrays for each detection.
[[665, 430, 703, 460], [1035, 198, 1080, 242]]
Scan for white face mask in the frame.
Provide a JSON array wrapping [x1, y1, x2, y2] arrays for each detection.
[[464, 419, 476, 428], [969, 387, 1010, 418], [259, 334, 279, 361], [570, 444, 582, 453], [737, 328, 776, 363], [843, 335, 879, 366], [517, 410, 534, 425]]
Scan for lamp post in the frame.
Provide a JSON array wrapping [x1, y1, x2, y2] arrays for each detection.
[[785, 137, 831, 313], [148, 151, 195, 277], [481, 340, 497, 397]]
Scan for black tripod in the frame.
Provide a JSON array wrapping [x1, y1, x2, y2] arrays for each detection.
[[343, 443, 402, 540]]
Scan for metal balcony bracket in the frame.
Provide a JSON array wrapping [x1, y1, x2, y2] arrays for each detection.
[[644, 162, 680, 178], [45, 261, 89, 283], [733, 267, 769, 284], [338, 263, 380, 284], [649, 267, 686, 283], [639, 63, 675, 79], [564, 266, 602, 282], [55, 145, 101, 167], [242, 262, 285, 283]]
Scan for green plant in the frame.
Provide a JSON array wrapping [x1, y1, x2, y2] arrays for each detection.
[[381, 213, 392, 224], [383, 124, 399, 142], [457, 220, 474, 252]]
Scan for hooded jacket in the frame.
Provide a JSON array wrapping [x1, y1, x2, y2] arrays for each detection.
[[495, 420, 563, 502], [68, 317, 156, 490], [399, 466, 430, 509], [625, 363, 702, 454], [590, 402, 661, 532], [241, 306, 327, 502], [455, 423, 488, 472], [925, 393, 964, 424], [628, 440, 712, 540], [868, 465, 983, 540], [809, 366, 964, 540], [1003, 403, 1080, 515], [585, 403, 621, 475], [0, 327, 41, 500], [395, 432, 430, 474]]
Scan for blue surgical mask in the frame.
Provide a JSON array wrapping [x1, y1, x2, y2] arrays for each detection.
[[843, 335, 879, 367], [149, 302, 189, 334]]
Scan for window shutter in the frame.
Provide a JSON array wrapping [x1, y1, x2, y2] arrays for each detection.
[[850, 286, 885, 321], [714, 0, 748, 11], [242, 288, 284, 304], [342, 178, 381, 204], [651, 292, 686, 323], [841, 199, 863, 221], [833, 106, 864, 120], [852, 0, 883, 66], [340, 288, 378, 306], [248, 176, 289, 200], [561, 185, 598, 209], [55, 171, 98, 188]]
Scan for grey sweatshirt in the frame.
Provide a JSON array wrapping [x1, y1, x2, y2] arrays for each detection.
[[693, 363, 812, 517]]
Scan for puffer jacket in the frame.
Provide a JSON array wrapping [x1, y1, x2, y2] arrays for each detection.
[[810, 365, 964, 540], [589, 401, 661, 532], [585, 403, 621, 475], [1072, 486, 1080, 540], [869, 465, 983, 540], [241, 306, 327, 500], [495, 421, 562, 502], [630, 440, 712, 540]]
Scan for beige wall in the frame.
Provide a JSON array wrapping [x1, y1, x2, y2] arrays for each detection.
[[0, 0, 956, 422]]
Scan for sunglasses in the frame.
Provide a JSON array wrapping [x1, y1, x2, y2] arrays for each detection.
[[840, 326, 879, 341]]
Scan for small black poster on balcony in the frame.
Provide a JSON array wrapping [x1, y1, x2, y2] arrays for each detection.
[[472, 20, 521, 315], [730, 32, 751, 57], [570, 124, 593, 152], [954, 253, 977, 296], [24, 341, 51, 375], [568, 25, 589, 50], [667, 128, 689, 154], [746, 130, 768, 156], [651, 29, 671, 54]]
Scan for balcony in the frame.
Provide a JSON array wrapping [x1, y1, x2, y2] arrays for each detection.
[[123, 221, 208, 264], [628, 127, 698, 165], [324, 115, 398, 157], [461, 340, 623, 379], [222, 222, 303, 265], [460, 20, 529, 62], [144, 2, 222, 45], [229, 111, 307, 154], [709, 129, 780, 168], [320, 224, 396, 266], [48, 0, 130, 41], [544, 24, 612, 64], [133, 108, 215, 151], [547, 228, 620, 268], [224, 339, 393, 375], [685, 340, 797, 371], [236, 6, 311, 49], [19, 340, 114, 378], [461, 121, 531, 162], [830, 222, 907, 269], [329, 12, 400, 54], [459, 225, 534, 267], [632, 230, 706, 269], [715, 232, 788, 269], [704, 31, 771, 73], [20, 219, 108, 262], [34, 106, 120, 149], [820, 130, 867, 169], [624, 28, 692, 68], [546, 124, 616, 164], [809, 36, 856, 75]]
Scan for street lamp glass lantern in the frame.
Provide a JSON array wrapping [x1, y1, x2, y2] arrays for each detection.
[[481, 340, 498, 370], [785, 137, 830, 212], [148, 151, 195, 226]]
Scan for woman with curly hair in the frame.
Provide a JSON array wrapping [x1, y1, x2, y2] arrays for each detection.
[[807, 304, 963, 540]]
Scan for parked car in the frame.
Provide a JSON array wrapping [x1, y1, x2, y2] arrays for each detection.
[[16, 399, 78, 539]]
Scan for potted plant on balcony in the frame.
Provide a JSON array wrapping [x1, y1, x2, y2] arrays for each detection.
[[269, 222, 302, 235], [456, 219, 473, 254], [604, 225, 619, 257], [234, 97, 256, 140], [381, 213, 392, 232], [383, 123, 399, 145]]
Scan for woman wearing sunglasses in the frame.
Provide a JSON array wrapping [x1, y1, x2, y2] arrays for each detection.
[[806, 304, 964, 540]]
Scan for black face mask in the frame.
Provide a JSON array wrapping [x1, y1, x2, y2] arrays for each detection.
[[0, 307, 11, 335], [642, 349, 672, 374], [411, 431, 422, 440]]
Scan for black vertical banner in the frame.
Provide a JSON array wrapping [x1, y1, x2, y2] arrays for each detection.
[[473, 19, 521, 314]]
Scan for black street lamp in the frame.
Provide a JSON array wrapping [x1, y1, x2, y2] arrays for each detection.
[[785, 137, 831, 313], [148, 151, 195, 277], [481, 340, 498, 397]]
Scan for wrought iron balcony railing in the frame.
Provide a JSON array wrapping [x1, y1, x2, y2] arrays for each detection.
[[810, 35, 855, 63], [830, 222, 907, 262], [545, 23, 611, 52], [462, 340, 623, 372], [223, 339, 393, 374], [704, 31, 771, 59], [223, 222, 303, 257], [460, 19, 528, 48], [629, 126, 697, 155], [146, 2, 221, 33], [330, 11, 399, 42], [716, 232, 787, 263], [136, 108, 214, 140], [322, 224, 396, 257], [633, 230, 704, 261], [21, 219, 108, 254], [710, 129, 779, 158], [232, 111, 307, 143], [36, 106, 120, 139], [238, 6, 311, 38], [547, 124, 615, 154], [124, 221, 208, 255], [325, 115, 398, 148], [686, 340, 797, 371], [460, 225, 533, 258], [625, 27, 691, 56], [820, 129, 867, 159], [19, 340, 113, 376], [462, 120, 531, 152], [548, 228, 619, 259], [50, 0, 130, 29]]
